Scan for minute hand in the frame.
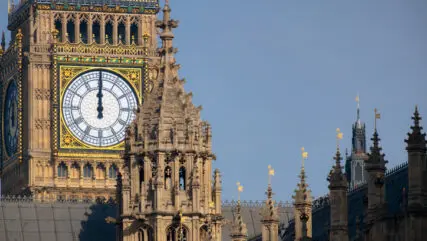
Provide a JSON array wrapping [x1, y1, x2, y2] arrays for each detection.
[[97, 71, 103, 119]]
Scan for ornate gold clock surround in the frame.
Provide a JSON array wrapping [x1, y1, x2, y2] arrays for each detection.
[[58, 65, 143, 152]]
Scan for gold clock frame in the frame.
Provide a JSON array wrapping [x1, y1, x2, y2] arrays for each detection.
[[58, 65, 143, 151]]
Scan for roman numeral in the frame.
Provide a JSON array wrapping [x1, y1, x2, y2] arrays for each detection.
[[84, 126, 91, 135], [118, 119, 127, 126], [120, 108, 132, 112], [75, 117, 84, 125]]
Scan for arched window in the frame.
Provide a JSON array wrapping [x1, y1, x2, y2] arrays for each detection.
[[355, 162, 362, 182], [96, 164, 106, 179], [80, 20, 88, 43], [179, 167, 186, 190], [71, 163, 80, 179], [57, 162, 68, 178], [66, 19, 75, 43], [83, 164, 93, 178], [164, 166, 172, 190], [166, 226, 187, 241], [130, 23, 138, 44], [138, 226, 154, 241], [109, 165, 118, 179], [139, 166, 145, 185], [105, 21, 113, 44], [54, 19, 62, 42], [200, 225, 209, 240], [118, 22, 126, 44], [92, 21, 100, 44]]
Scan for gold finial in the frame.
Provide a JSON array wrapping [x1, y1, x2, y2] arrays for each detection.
[[143, 32, 150, 40], [374, 108, 381, 130], [336, 128, 343, 150], [268, 165, 275, 186], [52, 29, 59, 39], [236, 182, 243, 201], [301, 147, 308, 169], [16, 29, 23, 40], [355, 94, 360, 106]]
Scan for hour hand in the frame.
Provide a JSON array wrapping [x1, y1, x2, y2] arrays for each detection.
[[97, 71, 104, 119]]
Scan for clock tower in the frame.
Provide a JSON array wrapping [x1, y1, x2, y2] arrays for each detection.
[[0, 0, 160, 200]]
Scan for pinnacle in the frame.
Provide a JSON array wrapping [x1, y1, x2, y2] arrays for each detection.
[[367, 129, 388, 167], [405, 106, 426, 151], [333, 149, 342, 171]]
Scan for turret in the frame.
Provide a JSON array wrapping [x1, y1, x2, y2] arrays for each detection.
[[261, 165, 279, 241], [405, 106, 427, 211], [328, 128, 349, 241], [293, 148, 312, 241]]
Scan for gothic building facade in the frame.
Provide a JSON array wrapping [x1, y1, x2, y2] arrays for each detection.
[[280, 107, 427, 241]]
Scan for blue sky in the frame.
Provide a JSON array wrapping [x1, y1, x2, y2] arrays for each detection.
[[2, 0, 426, 203]]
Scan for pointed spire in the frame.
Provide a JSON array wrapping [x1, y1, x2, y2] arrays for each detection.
[[366, 128, 388, 169], [1, 31, 5, 51], [262, 165, 279, 222], [328, 129, 347, 186], [230, 200, 248, 240], [230, 182, 248, 240], [405, 105, 426, 152], [299, 147, 308, 189], [356, 93, 360, 121]]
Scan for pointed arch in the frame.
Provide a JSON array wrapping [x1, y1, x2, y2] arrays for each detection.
[[80, 18, 88, 43], [92, 19, 101, 44], [83, 163, 93, 178], [139, 159, 145, 192], [200, 225, 209, 240], [118, 22, 126, 44], [57, 162, 68, 178], [66, 19, 75, 43], [54, 19, 62, 42], [105, 20, 113, 44], [164, 166, 172, 190], [130, 22, 138, 44], [166, 225, 188, 241], [179, 166, 186, 190], [109, 164, 118, 179]]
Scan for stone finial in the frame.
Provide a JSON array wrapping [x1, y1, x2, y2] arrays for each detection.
[[405, 106, 426, 152]]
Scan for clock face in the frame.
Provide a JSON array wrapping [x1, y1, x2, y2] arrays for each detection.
[[4, 80, 18, 157], [62, 70, 138, 147]]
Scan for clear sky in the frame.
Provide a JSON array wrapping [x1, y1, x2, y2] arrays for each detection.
[[1, 0, 426, 203]]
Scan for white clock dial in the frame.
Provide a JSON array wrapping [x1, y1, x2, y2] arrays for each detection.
[[62, 70, 138, 147]]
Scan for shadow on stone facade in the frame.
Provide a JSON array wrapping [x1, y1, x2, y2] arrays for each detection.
[[79, 201, 117, 241]]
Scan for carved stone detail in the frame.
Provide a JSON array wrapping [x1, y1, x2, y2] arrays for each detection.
[[34, 88, 51, 100], [35, 119, 51, 129]]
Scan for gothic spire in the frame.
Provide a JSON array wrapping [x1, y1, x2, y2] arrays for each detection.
[[262, 165, 279, 222], [230, 183, 248, 241], [366, 129, 387, 168], [1, 31, 5, 51], [328, 129, 347, 186], [405, 105, 426, 152]]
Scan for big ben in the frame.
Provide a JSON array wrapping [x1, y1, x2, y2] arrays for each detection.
[[0, 0, 160, 200]]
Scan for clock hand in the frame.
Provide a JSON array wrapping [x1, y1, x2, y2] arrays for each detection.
[[97, 71, 104, 119]]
